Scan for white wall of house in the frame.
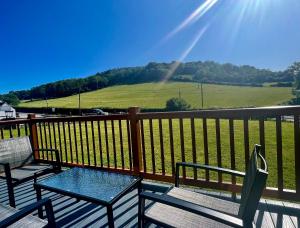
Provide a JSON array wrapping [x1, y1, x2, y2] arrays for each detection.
[[0, 102, 16, 119]]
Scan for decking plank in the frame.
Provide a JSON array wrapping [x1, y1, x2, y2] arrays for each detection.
[[266, 199, 296, 228], [0, 177, 299, 227], [254, 199, 275, 228], [282, 201, 300, 228]]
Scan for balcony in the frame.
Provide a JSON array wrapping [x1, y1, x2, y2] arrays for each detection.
[[0, 106, 300, 227]]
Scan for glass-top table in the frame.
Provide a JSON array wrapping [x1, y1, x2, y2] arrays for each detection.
[[34, 168, 142, 228]]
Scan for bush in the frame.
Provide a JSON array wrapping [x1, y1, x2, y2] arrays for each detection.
[[166, 97, 191, 111]]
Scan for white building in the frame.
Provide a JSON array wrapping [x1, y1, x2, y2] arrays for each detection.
[[0, 100, 16, 119]]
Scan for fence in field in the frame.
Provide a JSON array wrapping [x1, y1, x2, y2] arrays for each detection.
[[0, 106, 300, 202]]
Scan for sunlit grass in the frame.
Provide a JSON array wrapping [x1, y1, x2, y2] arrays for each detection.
[[19, 82, 293, 109]]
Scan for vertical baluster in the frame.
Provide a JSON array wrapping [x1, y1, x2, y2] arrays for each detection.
[[48, 122, 53, 161], [68, 121, 73, 163], [52, 122, 58, 162], [97, 121, 103, 167], [229, 119, 236, 185], [243, 118, 249, 169], [294, 115, 300, 196], [85, 121, 90, 166], [17, 124, 21, 137], [9, 126, 13, 138], [79, 121, 85, 165], [62, 122, 68, 163], [57, 122, 63, 162], [39, 123, 44, 160], [104, 120, 109, 167], [111, 120, 117, 168], [91, 121, 97, 166], [169, 119, 175, 176], [0, 127, 4, 139], [259, 118, 265, 157], [25, 123, 28, 136], [119, 120, 125, 169], [191, 118, 197, 180], [126, 120, 132, 170], [276, 116, 283, 193], [141, 120, 146, 172], [43, 122, 49, 160], [159, 119, 165, 175], [216, 118, 222, 183], [73, 121, 79, 164], [203, 118, 209, 181], [179, 118, 186, 179], [149, 119, 155, 174]]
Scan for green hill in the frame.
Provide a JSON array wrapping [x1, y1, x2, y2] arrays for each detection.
[[19, 82, 293, 109]]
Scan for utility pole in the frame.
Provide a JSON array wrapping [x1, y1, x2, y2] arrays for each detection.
[[201, 82, 204, 109]]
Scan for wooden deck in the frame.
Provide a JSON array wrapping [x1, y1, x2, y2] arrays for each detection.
[[0, 175, 299, 227]]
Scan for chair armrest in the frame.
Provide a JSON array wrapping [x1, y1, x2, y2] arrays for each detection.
[[0, 198, 56, 227], [0, 162, 9, 166], [175, 162, 245, 187], [33, 149, 61, 171], [140, 192, 244, 228], [0, 162, 12, 179], [0, 162, 10, 171], [141, 182, 172, 193]]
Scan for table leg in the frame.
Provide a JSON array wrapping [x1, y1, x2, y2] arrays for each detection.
[[35, 185, 43, 219], [137, 180, 143, 228], [107, 205, 114, 228]]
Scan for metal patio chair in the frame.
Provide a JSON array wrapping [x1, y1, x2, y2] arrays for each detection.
[[139, 144, 268, 227], [0, 198, 56, 227], [0, 136, 61, 207]]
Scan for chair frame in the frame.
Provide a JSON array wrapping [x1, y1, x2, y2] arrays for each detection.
[[0, 147, 61, 207], [139, 145, 268, 228], [0, 198, 56, 227]]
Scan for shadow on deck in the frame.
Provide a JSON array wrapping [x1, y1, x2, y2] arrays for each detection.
[[0, 175, 299, 227]]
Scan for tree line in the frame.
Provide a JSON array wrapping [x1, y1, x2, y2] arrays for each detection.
[[1, 60, 297, 104]]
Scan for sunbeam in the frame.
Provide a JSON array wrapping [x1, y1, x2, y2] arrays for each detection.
[[161, 0, 218, 43], [160, 24, 210, 85]]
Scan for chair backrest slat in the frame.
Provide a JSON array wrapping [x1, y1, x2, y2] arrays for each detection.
[[238, 144, 268, 225], [0, 136, 34, 172]]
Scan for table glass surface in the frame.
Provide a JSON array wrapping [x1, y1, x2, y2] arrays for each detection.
[[37, 168, 139, 203]]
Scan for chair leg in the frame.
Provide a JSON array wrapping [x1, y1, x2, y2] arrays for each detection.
[[45, 199, 56, 227], [138, 197, 145, 228], [4, 165, 16, 208], [6, 179, 15, 207]]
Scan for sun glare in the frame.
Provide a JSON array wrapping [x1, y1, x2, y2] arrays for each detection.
[[160, 25, 210, 85], [162, 0, 218, 43]]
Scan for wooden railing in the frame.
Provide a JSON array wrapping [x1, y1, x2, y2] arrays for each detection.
[[0, 106, 300, 202]]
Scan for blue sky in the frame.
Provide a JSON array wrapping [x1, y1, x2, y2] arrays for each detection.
[[1, 0, 300, 94]]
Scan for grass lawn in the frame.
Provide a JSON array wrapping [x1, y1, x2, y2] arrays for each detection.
[[19, 82, 293, 109], [4, 118, 295, 191]]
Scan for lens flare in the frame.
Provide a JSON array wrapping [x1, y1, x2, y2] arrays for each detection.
[[162, 0, 218, 43], [160, 24, 210, 85]]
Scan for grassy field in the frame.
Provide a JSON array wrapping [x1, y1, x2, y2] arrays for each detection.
[[19, 82, 293, 109], [12, 82, 296, 192], [4, 118, 296, 191]]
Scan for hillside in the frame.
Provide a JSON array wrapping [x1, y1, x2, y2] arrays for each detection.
[[19, 82, 293, 109], [12, 60, 293, 101]]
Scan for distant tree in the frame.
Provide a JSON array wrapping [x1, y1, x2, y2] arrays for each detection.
[[287, 62, 300, 90], [0, 93, 20, 106], [166, 97, 191, 111]]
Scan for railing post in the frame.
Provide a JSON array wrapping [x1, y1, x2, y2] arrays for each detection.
[[28, 114, 39, 159], [128, 107, 142, 175], [294, 115, 300, 196]]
